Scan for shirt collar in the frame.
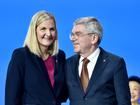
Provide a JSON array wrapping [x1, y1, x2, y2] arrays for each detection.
[[79, 47, 100, 63]]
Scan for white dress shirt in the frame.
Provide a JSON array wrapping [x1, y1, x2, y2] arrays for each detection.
[[79, 47, 100, 79]]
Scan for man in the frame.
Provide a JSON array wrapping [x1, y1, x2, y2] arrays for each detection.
[[66, 17, 131, 105]]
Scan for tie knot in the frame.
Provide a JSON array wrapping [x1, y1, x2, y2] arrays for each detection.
[[83, 58, 90, 65]]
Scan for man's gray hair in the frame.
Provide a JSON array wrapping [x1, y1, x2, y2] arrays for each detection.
[[74, 17, 103, 44]]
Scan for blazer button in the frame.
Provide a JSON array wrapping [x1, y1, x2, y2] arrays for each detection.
[[52, 100, 56, 105], [84, 97, 88, 101]]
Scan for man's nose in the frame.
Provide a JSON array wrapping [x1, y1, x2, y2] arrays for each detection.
[[70, 35, 76, 41]]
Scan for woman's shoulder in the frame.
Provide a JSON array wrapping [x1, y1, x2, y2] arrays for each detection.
[[56, 49, 66, 60], [13, 47, 26, 52], [58, 49, 65, 55], [8, 47, 28, 65], [11, 47, 30, 59], [13, 46, 27, 54]]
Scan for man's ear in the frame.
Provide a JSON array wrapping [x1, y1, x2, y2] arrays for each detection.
[[91, 35, 99, 44]]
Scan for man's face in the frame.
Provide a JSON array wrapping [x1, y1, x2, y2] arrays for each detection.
[[70, 24, 95, 56]]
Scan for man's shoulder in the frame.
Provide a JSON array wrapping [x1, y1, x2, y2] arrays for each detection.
[[107, 51, 122, 59], [67, 54, 79, 61], [100, 47, 123, 62]]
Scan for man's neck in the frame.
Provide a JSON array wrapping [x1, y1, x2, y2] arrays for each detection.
[[132, 102, 139, 105], [80, 46, 98, 58]]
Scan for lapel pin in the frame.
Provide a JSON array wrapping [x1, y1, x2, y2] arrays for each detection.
[[103, 59, 106, 63]]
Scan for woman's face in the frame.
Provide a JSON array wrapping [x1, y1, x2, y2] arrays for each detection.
[[129, 81, 140, 103], [36, 19, 56, 50]]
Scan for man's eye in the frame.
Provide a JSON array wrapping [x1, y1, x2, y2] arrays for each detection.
[[76, 32, 81, 36]]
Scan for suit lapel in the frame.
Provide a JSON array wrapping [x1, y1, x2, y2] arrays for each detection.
[[53, 52, 66, 97], [72, 54, 87, 92], [71, 54, 83, 90], [86, 47, 109, 94], [73, 55, 80, 81], [53, 55, 61, 95], [25, 47, 54, 93]]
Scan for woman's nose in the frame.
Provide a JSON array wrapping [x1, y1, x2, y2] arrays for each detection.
[[45, 30, 51, 36]]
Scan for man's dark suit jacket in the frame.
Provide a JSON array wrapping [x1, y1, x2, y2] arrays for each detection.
[[5, 47, 68, 105], [66, 47, 131, 105]]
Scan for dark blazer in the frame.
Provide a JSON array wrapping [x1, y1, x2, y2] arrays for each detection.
[[66, 47, 131, 105], [5, 47, 68, 105]]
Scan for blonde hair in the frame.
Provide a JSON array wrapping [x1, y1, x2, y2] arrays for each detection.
[[23, 10, 59, 57]]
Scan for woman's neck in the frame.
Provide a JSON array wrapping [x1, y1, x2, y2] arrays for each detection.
[[42, 53, 50, 60], [40, 46, 50, 60]]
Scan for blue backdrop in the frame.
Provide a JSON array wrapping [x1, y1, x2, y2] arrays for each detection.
[[0, 0, 140, 104]]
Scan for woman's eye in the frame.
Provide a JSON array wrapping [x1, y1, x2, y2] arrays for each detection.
[[50, 28, 55, 31], [41, 27, 46, 30]]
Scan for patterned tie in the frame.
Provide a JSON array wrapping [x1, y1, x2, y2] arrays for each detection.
[[80, 58, 90, 92]]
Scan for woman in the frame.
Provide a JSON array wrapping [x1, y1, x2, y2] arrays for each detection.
[[5, 10, 68, 105], [129, 76, 140, 105]]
